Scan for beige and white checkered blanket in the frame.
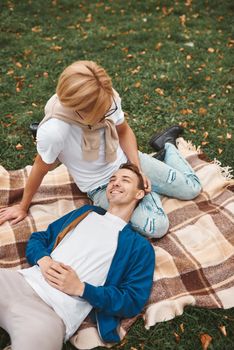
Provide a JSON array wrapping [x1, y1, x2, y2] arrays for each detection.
[[0, 138, 233, 349]]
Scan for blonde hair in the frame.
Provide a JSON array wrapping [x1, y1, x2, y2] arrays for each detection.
[[56, 60, 114, 125]]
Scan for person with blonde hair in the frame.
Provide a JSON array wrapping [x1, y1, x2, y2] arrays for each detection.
[[0, 60, 202, 238]]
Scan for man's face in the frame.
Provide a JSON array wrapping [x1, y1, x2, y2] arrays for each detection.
[[106, 168, 144, 206]]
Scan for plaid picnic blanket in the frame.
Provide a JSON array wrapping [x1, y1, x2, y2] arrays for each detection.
[[0, 138, 233, 349]]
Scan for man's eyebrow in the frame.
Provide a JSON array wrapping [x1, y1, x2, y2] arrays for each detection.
[[110, 174, 133, 181]]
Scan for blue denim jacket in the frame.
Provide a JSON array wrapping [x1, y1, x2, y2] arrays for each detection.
[[26, 205, 155, 343]]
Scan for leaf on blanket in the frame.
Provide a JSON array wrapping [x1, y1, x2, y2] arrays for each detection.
[[200, 333, 212, 350]]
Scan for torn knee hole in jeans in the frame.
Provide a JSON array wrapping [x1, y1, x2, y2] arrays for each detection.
[[166, 169, 176, 183]]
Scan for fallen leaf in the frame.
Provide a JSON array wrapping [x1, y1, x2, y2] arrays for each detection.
[[134, 81, 141, 88], [200, 333, 212, 350], [208, 93, 216, 99], [43, 72, 49, 78], [15, 143, 23, 150], [201, 141, 209, 145], [131, 66, 141, 74], [180, 121, 189, 128], [226, 132, 232, 139], [179, 14, 186, 26], [155, 88, 164, 96], [31, 26, 42, 33], [199, 107, 207, 116], [218, 148, 223, 154], [180, 323, 184, 333], [50, 45, 62, 51], [126, 54, 134, 59], [180, 108, 193, 115], [186, 54, 192, 60], [155, 42, 162, 50], [16, 80, 23, 92], [7, 69, 14, 75], [174, 332, 180, 343], [219, 325, 227, 336], [203, 131, 209, 138], [189, 128, 196, 133], [85, 13, 93, 22], [207, 47, 215, 53], [184, 42, 194, 47], [24, 49, 32, 56], [15, 62, 22, 68], [205, 76, 212, 81]]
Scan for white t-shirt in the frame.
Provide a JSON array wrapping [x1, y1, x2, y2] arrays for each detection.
[[37, 93, 127, 192], [19, 212, 126, 340]]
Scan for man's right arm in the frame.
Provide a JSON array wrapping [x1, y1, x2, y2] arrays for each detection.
[[0, 154, 55, 225]]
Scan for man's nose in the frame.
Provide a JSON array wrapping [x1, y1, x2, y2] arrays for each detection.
[[112, 178, 120, 186]]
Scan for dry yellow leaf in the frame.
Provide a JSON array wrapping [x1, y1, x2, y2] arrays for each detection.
[[180, 108, 193, 115], [155, 88, 164, 96], [15, 143, 23, 150], [208, 47, 215, 53], [219, 325, 227, 336], [85, 13, 93, 22], [155, 42, 162, 50], [199, 107, 207, 116], [134, 81, 141, 88], [180, 323, 184, 333], [32, 26, 42, 33], [16, 80, 23, 92], [203, 131, 209, 138], [174, 332, 180, 343], [200, 333, 212, 350], [7, 69, 14, 75], [50, 45, 62, 51], [179, 14, 186, 26], [226, 133, 232, 139], [218, 148, 223, 154], [15, 62, 22, 68]]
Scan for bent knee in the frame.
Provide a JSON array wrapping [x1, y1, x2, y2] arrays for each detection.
[[151, 215, 170, 239], [180, 182, 202, 200], [132, 214, 169, 239]]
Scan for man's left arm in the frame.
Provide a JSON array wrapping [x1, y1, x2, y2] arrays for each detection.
[[82, 241, 155, 318], [116, 121, 151, 193]]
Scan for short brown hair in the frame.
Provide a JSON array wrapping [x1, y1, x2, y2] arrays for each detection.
[[119, 163, 145, 191]]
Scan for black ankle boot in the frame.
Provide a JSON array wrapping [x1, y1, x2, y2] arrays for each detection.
[[152, 148, 166, 161], [149, 125, 183, 152], [29, 122, 39, 139]]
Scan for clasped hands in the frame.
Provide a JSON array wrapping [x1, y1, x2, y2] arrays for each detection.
[[38, 256, 85, 297]]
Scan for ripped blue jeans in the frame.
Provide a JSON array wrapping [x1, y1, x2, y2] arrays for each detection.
[[87, 143, 202, 238]]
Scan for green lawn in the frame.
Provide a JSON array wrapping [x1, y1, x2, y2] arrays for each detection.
[[0, 0, 233, 349]]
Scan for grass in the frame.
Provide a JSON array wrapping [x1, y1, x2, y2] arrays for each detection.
[[0, 0, 233, 349]]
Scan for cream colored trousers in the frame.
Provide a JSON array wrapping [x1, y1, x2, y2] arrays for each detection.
[[0, 269, 65, 350]]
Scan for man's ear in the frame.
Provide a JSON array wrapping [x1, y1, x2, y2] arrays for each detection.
[[136, 189, 145, 201]]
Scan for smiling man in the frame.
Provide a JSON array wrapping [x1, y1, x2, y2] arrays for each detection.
[[0, 163, 155, 350]]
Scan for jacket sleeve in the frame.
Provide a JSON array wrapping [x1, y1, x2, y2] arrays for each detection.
[[26, 209, 78, 265], [82, 240, 155, 318]]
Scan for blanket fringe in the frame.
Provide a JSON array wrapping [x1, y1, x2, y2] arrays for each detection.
[[185, 140, 202, 154], [212, 158, 233, 181]]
